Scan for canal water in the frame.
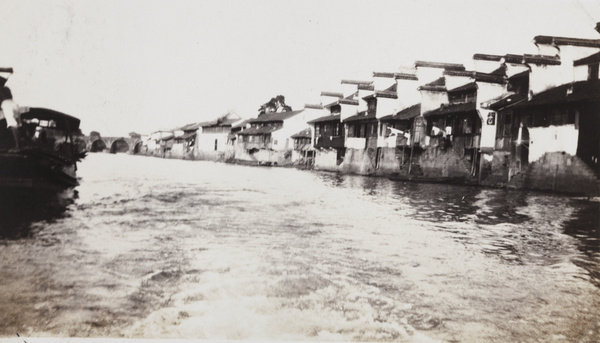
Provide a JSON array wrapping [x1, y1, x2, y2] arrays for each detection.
[[1, 153, 599, 342]]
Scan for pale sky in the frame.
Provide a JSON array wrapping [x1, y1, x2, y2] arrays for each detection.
[[1, 0, 600, 136]]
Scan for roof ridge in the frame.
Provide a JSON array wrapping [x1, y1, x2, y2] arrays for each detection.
[[534, 35, 600, 48], [321, 91, 344, 98]]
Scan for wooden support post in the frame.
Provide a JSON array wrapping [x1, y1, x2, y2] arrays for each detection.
[[408, 146, 414, 175], [401, 145, 405, 166], [478, 151, 484, 184]]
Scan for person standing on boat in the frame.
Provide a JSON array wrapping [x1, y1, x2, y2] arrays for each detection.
[[0, 87, 21, 149]]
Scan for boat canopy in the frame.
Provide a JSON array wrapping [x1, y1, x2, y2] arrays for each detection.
[[20, 107, 81, 131]]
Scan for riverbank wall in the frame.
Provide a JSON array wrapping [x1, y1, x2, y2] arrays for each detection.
[[128, 147, 599, 196]]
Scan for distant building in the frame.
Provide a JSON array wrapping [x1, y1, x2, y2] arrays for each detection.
[[290, 127, 313, 165], [235, 107, 323, 165], [194, 112, 242, 161], [171, 122, 201, 159], [309, 113, 344, 171]]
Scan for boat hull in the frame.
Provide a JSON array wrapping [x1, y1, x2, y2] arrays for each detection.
[[0, 151, 79, 194]]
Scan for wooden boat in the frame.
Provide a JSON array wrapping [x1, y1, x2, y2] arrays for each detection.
[[0, 107, 86, 196]]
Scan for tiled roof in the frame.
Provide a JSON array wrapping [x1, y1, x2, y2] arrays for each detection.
[[504, 54, 525, 64], [338, 98, 359, 105], [487, 93, 528, 110], [443, 70, 505, 84], [523, 54, 561, 65], [304, 103, 324, 109], [418, 77, 446, 91], [533, 36, 600, 48], [308, 114, 341, 124], [380, 104, 421, 121], [249, 110, 303, 123], [199, 118, 238, 128], [489, 66, 507, 77], [358, 84, 375, 91], [414, 61, 466, 71], [384, 83, 397, 92], [373, 72, 395, 78], [423, 101, 477, 118], [221, 118, 241, 126], [176, 132, 197, 140], [513, 80, 600, 108], [448, 82, 478, 93], [574, 52, 600, 66], [509, 70, 529, 80], [473, 54, 503, 61], [394, 73, 418, 80], [237, 126, 282, 135], [321, 91, 344, 98], [341, 79, 373, 85], [344, 111, 377, 122], [363, 90, 398, 100], [475, 72, 505, 84], [232, 119, 252, 128], [323, 100, 339, 108], [376, 91, 398, 99], [178, 122, 202, 131], [291, 128, 312, 139], [443, 70, 474, 77]]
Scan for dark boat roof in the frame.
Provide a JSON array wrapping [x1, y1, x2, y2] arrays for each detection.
[[20, 107, 80, 131]]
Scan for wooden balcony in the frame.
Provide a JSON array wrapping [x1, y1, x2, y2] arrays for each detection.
[[241, 141, 272, 150], [315, 136, 344, 149]]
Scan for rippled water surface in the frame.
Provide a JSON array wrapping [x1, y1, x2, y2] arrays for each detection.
[[1, 153, 600, 342]]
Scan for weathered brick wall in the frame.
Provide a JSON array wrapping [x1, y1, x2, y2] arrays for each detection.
[[481, 151, 512, 186], [375, 147, 401, 175], [508, 152, 599, 195], [314, 149, 341, 172], [342, 148, 376, 175], [195, 149, 235, 162], [418, 147, 471, 177]]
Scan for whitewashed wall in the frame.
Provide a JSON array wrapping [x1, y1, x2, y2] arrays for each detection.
[[375, 97, 397, 118], [444, 74, 473, 91], [528, 124, 579, 162], [395, 78, 420, 112], [473, 59, 502, 73], [419, 90, 448, 114]]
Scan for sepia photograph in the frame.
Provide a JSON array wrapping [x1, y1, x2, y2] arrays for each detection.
[[1, 0, 600, 342]]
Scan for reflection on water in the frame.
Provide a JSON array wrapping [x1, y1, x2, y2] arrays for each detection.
[[563, 202, 600, 287], [0, 189, 75, 239], [1, 154, 599, 342]]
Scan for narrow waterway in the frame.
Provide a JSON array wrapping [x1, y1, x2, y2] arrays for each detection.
[[1, 153, 599, 342]]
